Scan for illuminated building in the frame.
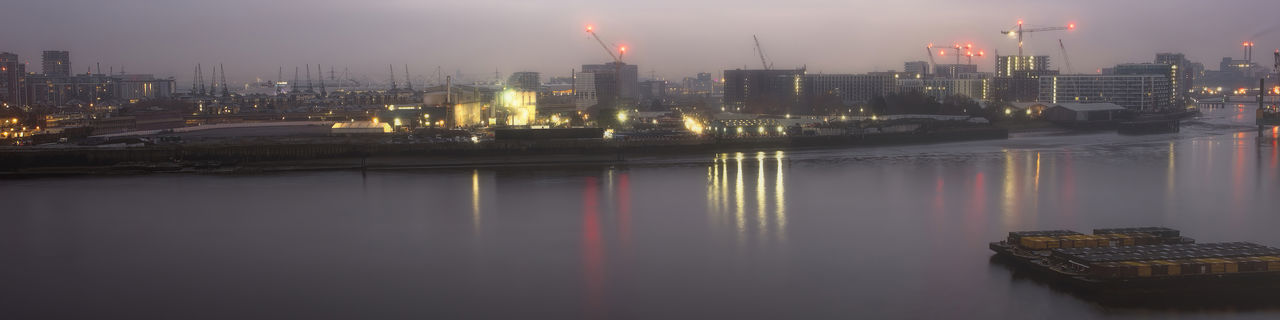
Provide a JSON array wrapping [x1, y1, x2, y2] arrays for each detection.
[[25, 73, 117, 107], [0, 52, 26, 106], [1155, 53, 1193, 102], [115, 74, 175, 101], [995, 55, 1053, 77], [804, 73, 895, 106], [682, 72, 715, 95], [991, 55, 1057, 102], [1113, 63, 1179, 108], [933, 64, 978, 79], [903, 61, 930, 77], [1039, 75, 1172, 112], [896, 78, 989, 101], [42, 51, 70, 78], [498, 89, 536, 126]]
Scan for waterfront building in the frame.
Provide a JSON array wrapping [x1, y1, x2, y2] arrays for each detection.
[[25, 73, 117, 107], [1038, 75, 1172, 112], [805, 73, 896, 106], [1113, 63, 1179, 107], [115, 74, 175, 101], [896, 77, 989, 101], [1155, 53, 1193, 100], [42, 51, 71, 78], [991, 55, 1057, 102], [722, 68, 805, 115]]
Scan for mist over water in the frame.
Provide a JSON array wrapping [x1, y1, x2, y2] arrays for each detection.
[[3, 105, 1280, 319]]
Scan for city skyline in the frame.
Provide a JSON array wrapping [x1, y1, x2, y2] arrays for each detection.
[[4, 0, 1280, 84]]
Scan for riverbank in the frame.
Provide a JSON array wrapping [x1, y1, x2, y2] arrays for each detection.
[[0, 126, 1007, 177]]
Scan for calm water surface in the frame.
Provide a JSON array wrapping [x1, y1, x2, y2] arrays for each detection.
[[4, 106, 1280, 319]]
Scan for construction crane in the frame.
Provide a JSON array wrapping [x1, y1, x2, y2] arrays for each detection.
[[1058, 39, 1075, 74], [584, 24, 628, 108], [965, 49, 985, 65], [585, 25, 622, 64], [1001, 20, 1075, 56], [753, 35, 773, 70], [219, 64, 228, 97]]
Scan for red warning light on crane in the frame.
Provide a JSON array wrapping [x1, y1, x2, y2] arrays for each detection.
[[586, 25, 594, 32], [1068, 23, 1076, 30]]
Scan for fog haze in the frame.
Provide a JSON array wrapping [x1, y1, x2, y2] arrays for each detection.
[[4, 0, 1278, 84]]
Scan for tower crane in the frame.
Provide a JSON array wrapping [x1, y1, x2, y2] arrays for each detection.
[[585, 25, 623, 64], [1001, 20, 1075, 56], [965, 49, 985, 65], [584, 24, 628, 107], [754, 35, 773, 70]]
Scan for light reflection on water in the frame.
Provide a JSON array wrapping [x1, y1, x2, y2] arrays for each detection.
[[706, 151, 789, 248]]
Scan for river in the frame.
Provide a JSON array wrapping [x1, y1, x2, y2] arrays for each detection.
[[3, 105, 1279, 319]]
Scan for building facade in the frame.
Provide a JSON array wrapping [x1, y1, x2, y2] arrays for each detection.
[[42, 51, 70, 78], [933, 64, 978, 79], [1155, 53, 1193, 101], [996, 55, 1053, 77], [805, 73, 896, 107], [992, 55, 1057, 102], [722, 68, 805, 115], [115, 74, 176, 101], [903, 61, 930, 77], [1, 52, 26, 106], [1113, 63, 1179, 108], [1039, 75, 1172, 112], [581, 62, 638, 100]]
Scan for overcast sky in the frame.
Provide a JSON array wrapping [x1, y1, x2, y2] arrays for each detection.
[[4, 0, 1279, 86]]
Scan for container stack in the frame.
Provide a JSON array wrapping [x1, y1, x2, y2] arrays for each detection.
[[1049, 242, 1280, 279], [1010, 227, 1192, 251]]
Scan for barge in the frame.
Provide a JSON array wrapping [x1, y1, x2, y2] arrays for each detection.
[[990, 227, 1280, 294]]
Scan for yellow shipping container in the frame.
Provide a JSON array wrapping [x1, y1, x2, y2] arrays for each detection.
[[1124, 261, 1152, 277], [1151, 260, 1180, 276], [1225, 262, 1239, 273], [1269, 262, 1280, 271], [1046, 239, 1061, 248], [1020, 237, 1039, 250]]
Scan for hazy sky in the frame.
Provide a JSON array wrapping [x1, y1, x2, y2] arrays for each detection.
[[4, 0, 1279, 86]]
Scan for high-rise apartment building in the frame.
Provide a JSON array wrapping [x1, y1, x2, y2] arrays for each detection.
[[42, 51, 70, 78]]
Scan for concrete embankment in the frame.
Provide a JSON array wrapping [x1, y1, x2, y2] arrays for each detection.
[[0, 127, 1006, 176]]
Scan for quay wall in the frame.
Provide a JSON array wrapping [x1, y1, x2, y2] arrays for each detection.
[[0, 127, 1006, 172]]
